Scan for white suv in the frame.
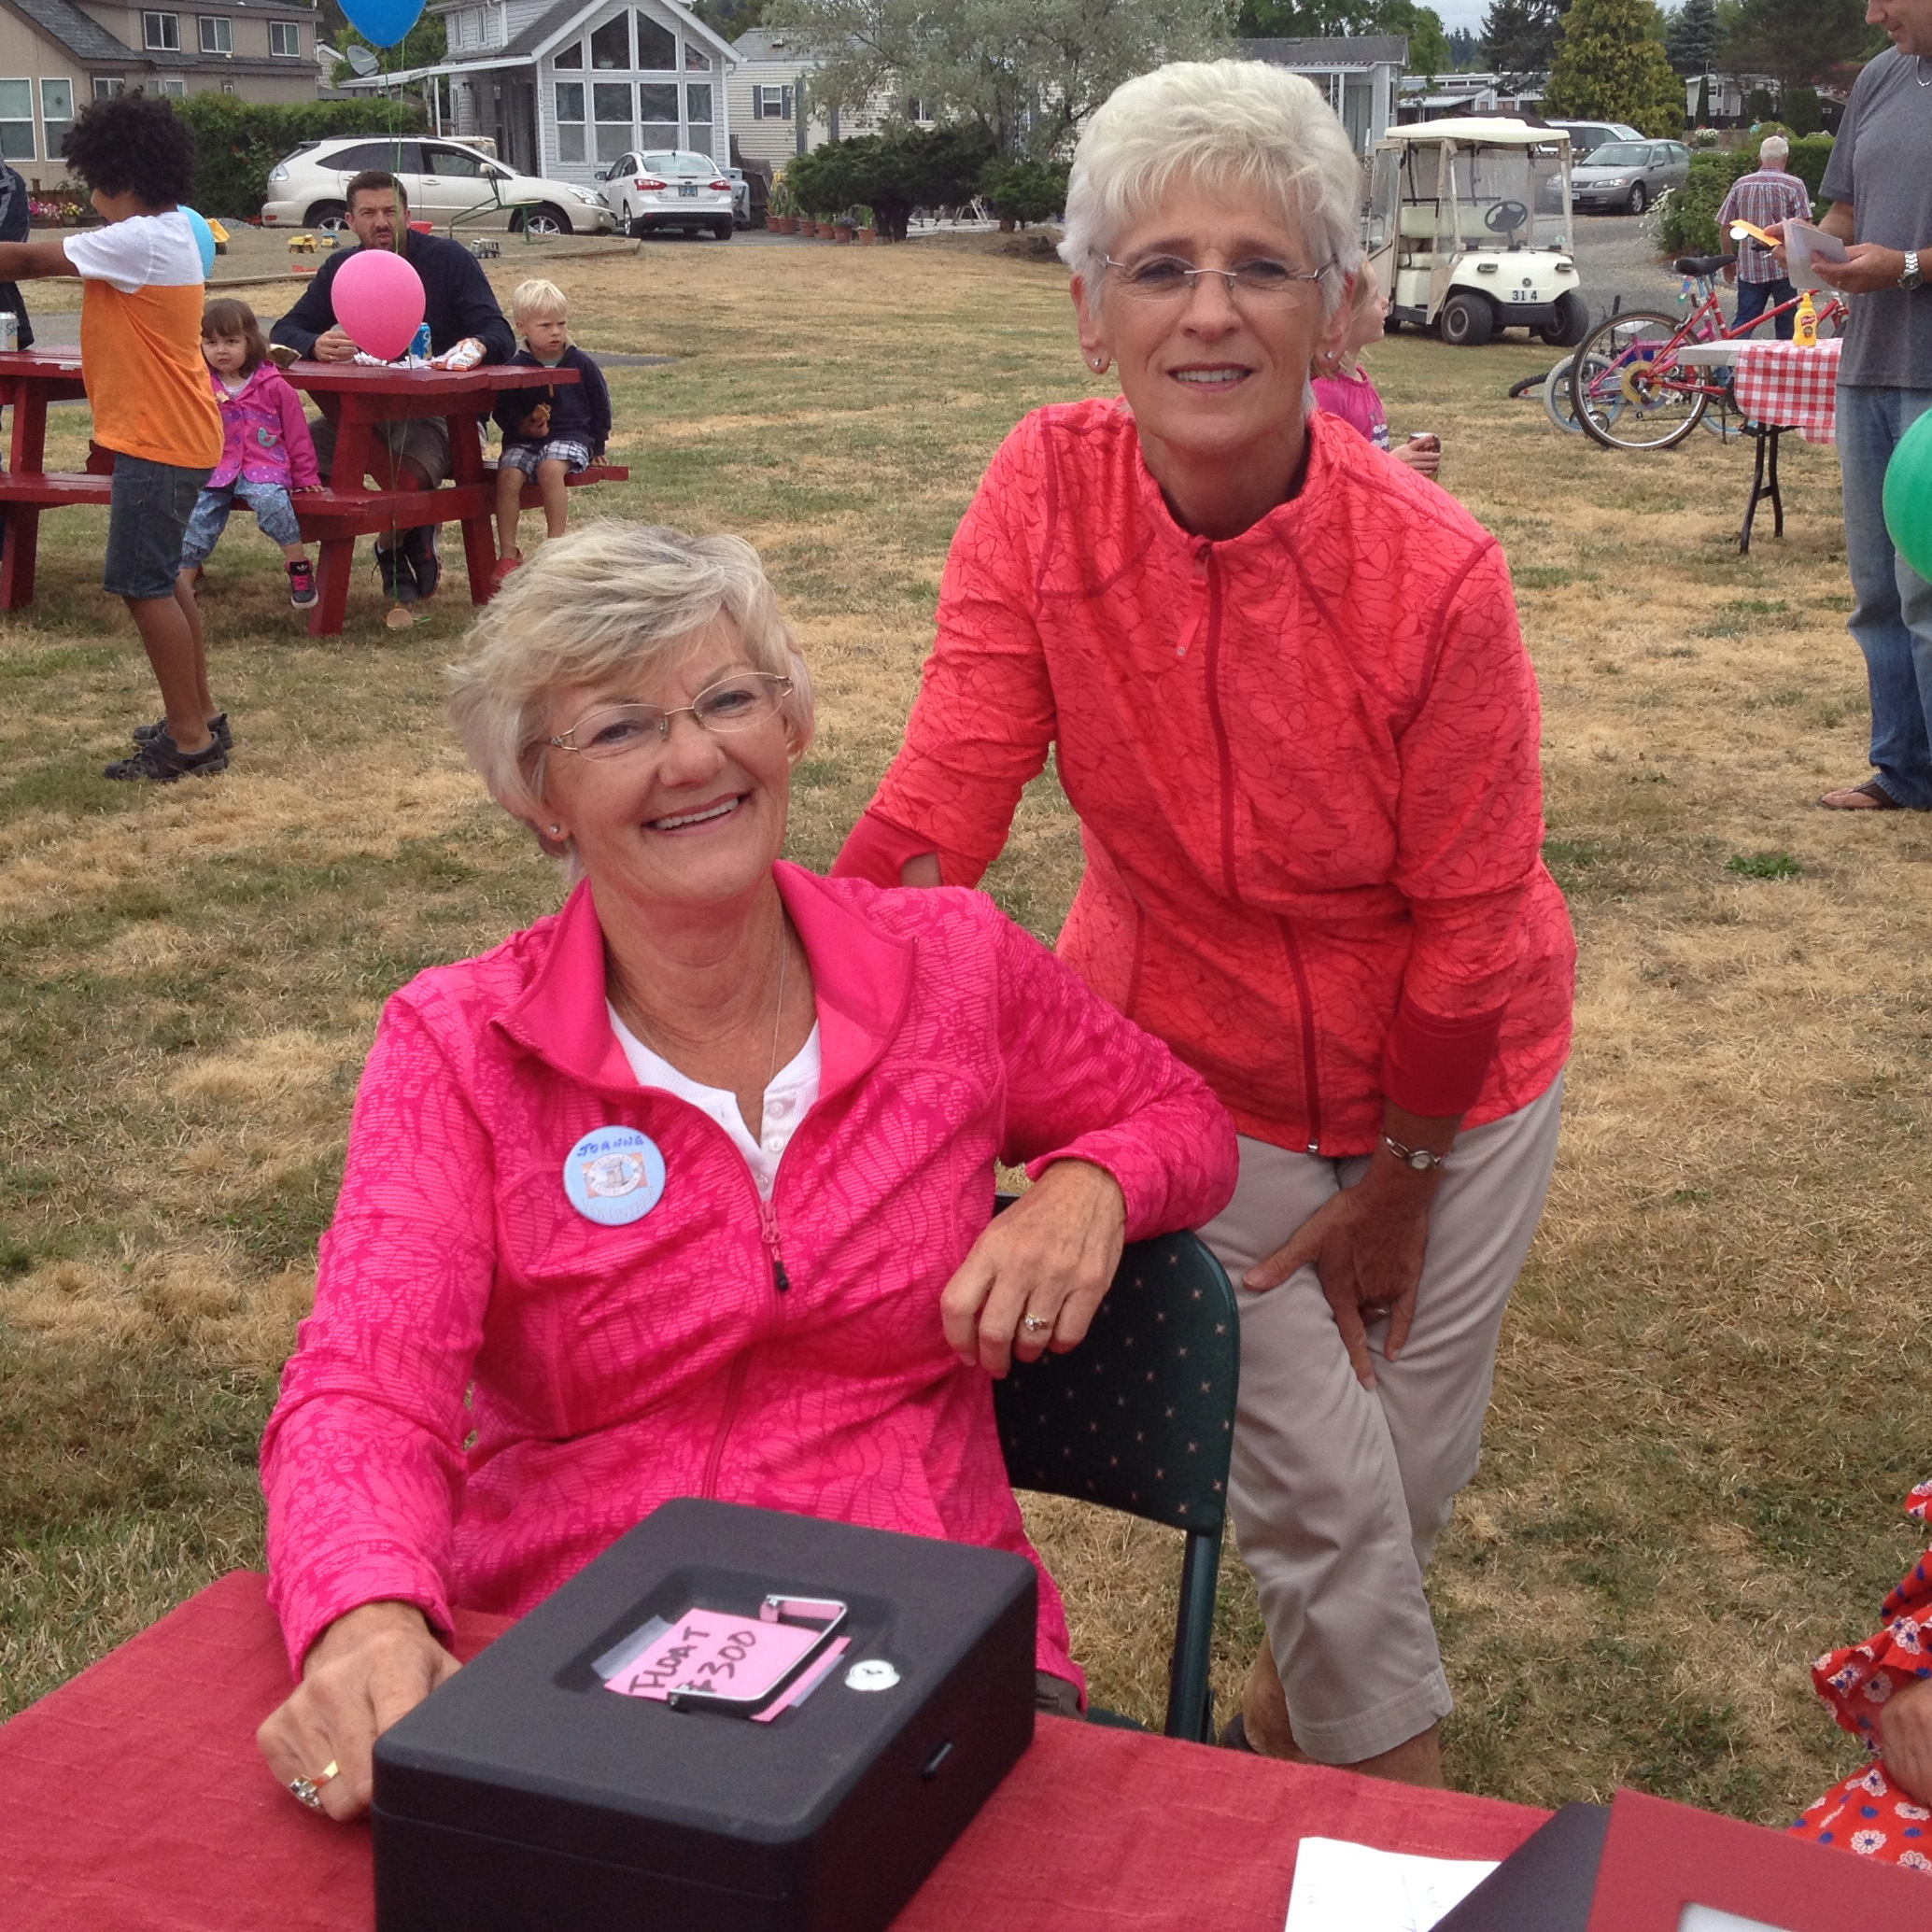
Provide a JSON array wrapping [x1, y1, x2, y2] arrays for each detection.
[[261, 137, 614, 235], [597, 150, 734, 239]]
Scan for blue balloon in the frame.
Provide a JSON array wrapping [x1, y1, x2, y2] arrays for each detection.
[[338, 0, 424, 48], [182, 206, 216, 278]]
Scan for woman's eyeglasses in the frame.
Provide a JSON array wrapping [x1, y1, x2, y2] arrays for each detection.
[[1103, 255, 1332, 303], [548, 672, 793, 761]]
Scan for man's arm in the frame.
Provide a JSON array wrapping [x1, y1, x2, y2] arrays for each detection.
[[0, 238, 78, 280], [1806, 200, 1913, 295], [271, 257, 343, 359], [436, 246, 515, 363]]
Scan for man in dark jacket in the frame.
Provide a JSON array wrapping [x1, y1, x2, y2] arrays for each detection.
[[0, 162, 35, 351], [271, 170, 514, 602]]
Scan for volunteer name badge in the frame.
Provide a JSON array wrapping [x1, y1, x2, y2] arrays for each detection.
[[563, 1126, 666, 1226]]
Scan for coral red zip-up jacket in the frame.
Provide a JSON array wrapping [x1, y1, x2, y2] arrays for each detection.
[[836, 403, 1574, 1154], [261, 865, 1236, 1683]]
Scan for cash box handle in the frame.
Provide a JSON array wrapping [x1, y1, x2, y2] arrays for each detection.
[[666, 1595, 849, 1718]]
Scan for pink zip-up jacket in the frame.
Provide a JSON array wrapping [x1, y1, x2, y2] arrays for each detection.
[[206, 360, 319, 490], [834, 403, 1575, 1154], [261, 863, 1237, 1684]]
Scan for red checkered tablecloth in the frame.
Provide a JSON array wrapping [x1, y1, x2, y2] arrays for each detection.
[[1729, 337, 1841, 444]]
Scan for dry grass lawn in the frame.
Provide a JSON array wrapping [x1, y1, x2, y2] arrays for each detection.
[[2, 236, 1925, 1831]]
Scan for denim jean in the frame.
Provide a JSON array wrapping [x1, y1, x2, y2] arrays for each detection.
[[179, 477, 303, 568], [1733, 276, 1797, 341], [1838, 383, 1932, 808]]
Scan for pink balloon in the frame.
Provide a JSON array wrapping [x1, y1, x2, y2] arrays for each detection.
[[331, 247, 426, 361]]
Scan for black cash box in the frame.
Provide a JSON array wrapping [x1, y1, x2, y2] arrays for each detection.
[[371, 1498, 1038, 1932]]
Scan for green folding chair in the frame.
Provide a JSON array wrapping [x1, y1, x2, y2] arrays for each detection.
[[991, 1198, 1240, 1742]]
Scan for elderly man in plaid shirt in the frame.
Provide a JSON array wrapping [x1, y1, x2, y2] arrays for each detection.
[[1717, 136, 1814, 340]]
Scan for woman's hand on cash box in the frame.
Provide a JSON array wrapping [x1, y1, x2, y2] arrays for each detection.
[[257, 1600, 461, 1821]]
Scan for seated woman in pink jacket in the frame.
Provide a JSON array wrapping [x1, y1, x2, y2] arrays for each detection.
[[254, 520, 1237, 1821], [833, 60, 1574, 1786]]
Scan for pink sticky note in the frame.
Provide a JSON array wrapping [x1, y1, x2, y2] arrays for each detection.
[[604, 1606, 824, 1702]]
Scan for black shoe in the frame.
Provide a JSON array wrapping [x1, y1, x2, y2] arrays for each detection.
[[376, 543, 418, 605], [134, 712, 232, 753], [401, 524, 440, 600], [106, 727, 228, 783]]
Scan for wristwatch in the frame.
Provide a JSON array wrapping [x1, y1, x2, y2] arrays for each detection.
[[1382, 1134, 1445, 1173], [1903, 249, 1924, 291]]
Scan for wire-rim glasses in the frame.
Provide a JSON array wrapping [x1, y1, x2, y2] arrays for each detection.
[[548, 672, 794, 761], [1102, 254, 1333, 303]]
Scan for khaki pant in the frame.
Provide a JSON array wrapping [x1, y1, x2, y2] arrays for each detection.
[[1200, 1074, 1563, 1763]]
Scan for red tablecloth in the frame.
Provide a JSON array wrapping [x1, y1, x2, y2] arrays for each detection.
[[1729, 337, 1841, 444], [0, 1572, 1548, 1930]]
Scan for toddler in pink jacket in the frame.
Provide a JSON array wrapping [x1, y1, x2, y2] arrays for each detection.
[[176, 297, 320, 609]]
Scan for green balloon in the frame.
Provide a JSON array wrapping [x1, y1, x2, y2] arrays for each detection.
[[1883, 407, 1932, 583]]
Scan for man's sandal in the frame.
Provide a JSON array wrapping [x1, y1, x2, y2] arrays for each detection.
[[1817, 778, 1914, 811]]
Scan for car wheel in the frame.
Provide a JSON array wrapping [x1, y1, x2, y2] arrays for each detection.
[[1440, 290, 1495, 347], [1540, 290, 1590, 348], [305, 201, 348, 231], [513, 204, 570, 237], [711, 219, 733, 241], [1627, 182, 1646, 217], [621, 207, 636, 239]]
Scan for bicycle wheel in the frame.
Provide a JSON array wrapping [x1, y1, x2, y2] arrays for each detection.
[[1544, 352, 1620, 435], [1569, 309, 1711, 451]]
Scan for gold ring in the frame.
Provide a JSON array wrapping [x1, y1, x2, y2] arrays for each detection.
[[1021, 1314, 1052, 1333], [288, 1760, 340, 1811]]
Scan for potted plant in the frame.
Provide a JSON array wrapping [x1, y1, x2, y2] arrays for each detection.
[[768, 176, 797, 234], [855, 204, 877, 244], [832, 213, 855, 244]]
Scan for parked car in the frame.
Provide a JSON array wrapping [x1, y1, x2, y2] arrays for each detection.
[[1568, 138, 1691, 216], [726, 165, 751, 230], [597, 150, 735, 239], [1542, 119, 1643, 160], [262, 137, 614, 235]]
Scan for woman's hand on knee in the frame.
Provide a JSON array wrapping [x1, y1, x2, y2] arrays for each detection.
[[1242, 1184, 1432, 1390], [256, 1600, 460, 1822], [1880, 1673, 1932, 1806], [940, 1160, 1126, 1377]]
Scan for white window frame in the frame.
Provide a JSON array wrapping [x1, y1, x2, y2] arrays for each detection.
[[157, 77, 187, 97], [269, 19, 300, 55], [93, 77, 126, 99], [554, 78, 585, 163], [143, 10, 181, 49], [199, 14, 233, 54], [39, 78, 72, 158], [754, 83, 792, 120], [0, 79, 32, 162]]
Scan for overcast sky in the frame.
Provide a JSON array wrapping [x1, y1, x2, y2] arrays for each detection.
[[1432, 0, 1495, 35]]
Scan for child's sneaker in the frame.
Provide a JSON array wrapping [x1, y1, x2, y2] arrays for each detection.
[[105, 727, 228, 783], [134, 712, 232, 753], [287, 559, 317, 609]]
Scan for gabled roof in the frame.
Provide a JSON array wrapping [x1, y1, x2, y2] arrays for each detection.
[[1241, 35, 1409, 68], [731, 28, 808, 63], [12, 0, 135, 64], [411, 0, 734, 75]]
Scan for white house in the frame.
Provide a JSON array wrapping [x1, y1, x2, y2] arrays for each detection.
[[726, 27, 934, 166], [340, 0, 737, 185], [1239, 36, 1407, 154]]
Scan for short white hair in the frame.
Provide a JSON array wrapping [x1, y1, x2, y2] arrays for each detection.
[[1060, 60, 1363, 318], [447, 521, 814, 826], [1759, 134, 1789, 163]]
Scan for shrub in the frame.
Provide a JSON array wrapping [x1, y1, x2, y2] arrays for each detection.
[[1782, 85, 1824, 136], [172, 94, 426, 220], [978, 158, 1068, 228], [781, 125, 994, 240]]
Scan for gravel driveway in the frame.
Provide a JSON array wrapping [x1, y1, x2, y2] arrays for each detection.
[[1568, 211, 1693, 329]]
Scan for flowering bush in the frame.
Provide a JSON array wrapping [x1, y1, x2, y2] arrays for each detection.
[[28, 190, 88, 226], [1689, 126, 1720, 148]]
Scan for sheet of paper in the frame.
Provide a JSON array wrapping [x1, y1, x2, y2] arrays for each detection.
[[599, 1605, 824, 1702], [1680, 1908, 1792, 1932], [1283, 1837, 1499, 1932]]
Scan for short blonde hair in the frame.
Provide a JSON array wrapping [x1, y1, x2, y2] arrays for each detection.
[[1060, 60, 1363, 319], [447, 521, 814, 825], [510, 276, 569, 325]]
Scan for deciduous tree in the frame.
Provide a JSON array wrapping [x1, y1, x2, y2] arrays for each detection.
[[1720, 0, 1881, 95], [765, 0, 1235, 159], [1543, 0, 1684, 135]]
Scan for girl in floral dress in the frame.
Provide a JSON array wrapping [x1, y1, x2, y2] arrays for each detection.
[[1789, 1480, 1932, 1869]]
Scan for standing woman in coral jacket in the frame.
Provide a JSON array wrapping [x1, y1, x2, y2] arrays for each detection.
[[834, 60, 1576, 1786]]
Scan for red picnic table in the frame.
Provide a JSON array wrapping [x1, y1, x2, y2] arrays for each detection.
[[283, 360, 628, 636], [0, 351, 628, 633], [0, 346, 110, 609], [0, 1570, 1548, 1932]]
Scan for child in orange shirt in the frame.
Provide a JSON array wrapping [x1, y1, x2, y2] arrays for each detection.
[[0, 92, 224, 781]]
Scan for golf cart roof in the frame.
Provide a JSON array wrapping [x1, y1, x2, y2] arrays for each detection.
[[1385, 118, 1570, 148]]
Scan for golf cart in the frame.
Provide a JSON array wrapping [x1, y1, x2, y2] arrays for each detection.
[[1363, 119, 1588, 347]]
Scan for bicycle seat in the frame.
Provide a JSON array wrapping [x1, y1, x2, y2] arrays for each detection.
[[1674, 253, 1736, 278]]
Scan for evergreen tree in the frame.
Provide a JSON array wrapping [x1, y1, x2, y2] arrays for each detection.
[[1664, 0, 1718, 74], [1480, 0, 1563, 85], [1445, 25, 1477, 65], [1721, 0, 1882, 94], [1543, 0, 1684, 134]]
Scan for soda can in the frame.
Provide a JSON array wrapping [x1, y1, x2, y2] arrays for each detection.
[[407, 322, 431, 361], [0, 310, 19, 352]]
